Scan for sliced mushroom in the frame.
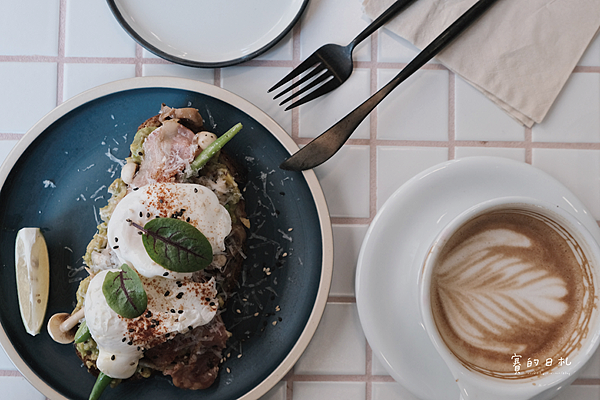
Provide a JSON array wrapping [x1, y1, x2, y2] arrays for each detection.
[[121, 161, 138, 185], [159, 105, 204, 133], [47, 308, 84, 344], [196, 131, 217, 150]]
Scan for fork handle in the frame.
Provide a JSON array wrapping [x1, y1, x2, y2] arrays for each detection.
[[349, 0, 499, 140], [350, 0, 418, 49]]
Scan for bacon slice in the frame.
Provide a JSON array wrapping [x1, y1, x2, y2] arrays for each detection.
[[132, 120, 199, 188]]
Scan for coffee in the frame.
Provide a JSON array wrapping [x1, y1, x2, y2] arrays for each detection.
[[429, 207, 596, 379]]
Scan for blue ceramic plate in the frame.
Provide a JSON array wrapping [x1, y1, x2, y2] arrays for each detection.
[[0, 77, 332, 400]]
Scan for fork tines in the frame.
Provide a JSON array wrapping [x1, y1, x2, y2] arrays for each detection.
[[268, 55, 337, 110]]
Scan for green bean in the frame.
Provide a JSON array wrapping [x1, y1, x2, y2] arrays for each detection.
[[74, 320, 90, 343], [89, 372, 112, 400], [190, 123, 243, 172]]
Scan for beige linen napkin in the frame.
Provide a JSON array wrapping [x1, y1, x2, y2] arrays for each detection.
[[362, 0, 600, 127]]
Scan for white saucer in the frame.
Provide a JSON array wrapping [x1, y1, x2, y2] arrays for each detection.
[[355, 156, 600, 400], [107, 0, 308, 67]]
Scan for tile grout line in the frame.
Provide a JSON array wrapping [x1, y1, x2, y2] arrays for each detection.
[[365, 342, 374, 400], [330, 217, 371, 225], [296, 138, 600, 149], [214, 68, 222, 88], [369, 31, 379, 225], [288, 17, 302, 381], [447, 71, 456, 160], [525, 126, 533, 164], [56, 0, 67, 106], [291, 374, 396, 382], [365, 29, 381, 400], [328, 296, 357, 303], [0, 370, 21, 377], [135, 44, 144, 77], [290, 18, 303, 141], [0, 133, 24, 141], [286, 377, 294, 400]]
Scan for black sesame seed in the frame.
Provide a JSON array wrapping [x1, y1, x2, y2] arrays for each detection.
[[122, 337, 126, 342], [113, 245, 119, 249], [177, 281, 183, 287], [170, 309, 175, 313], [128, 341, 133, 345], [164, 291, 170, 296], [114, 237, 119, 242], [165, 333, 170, 338], [139, 211, 143, 218], [194, 188, 198, 193], [186, 217, 191, 222], [146, 212, 151, 218], [145, 311, 152, 318], [178, 310, 183, 314], [133, 187, 139, 191], [176, 292, 184, 299], [188, 326, 193, 331], [111, 355, 116, 361], [209, 302, 215, 307], [163, 272, 169, 277], [129, 328, 134, 332]]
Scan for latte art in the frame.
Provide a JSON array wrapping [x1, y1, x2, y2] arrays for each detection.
[[430, 209, 595, 378]]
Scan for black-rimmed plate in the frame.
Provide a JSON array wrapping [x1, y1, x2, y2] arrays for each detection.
[[107, 0, 309, 68], [0, 77, 332, 400]]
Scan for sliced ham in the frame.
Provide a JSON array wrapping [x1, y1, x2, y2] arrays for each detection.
[[132, 120, 200, 188]]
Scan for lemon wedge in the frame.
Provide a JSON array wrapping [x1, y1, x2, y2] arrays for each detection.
[[15, 228, 50, 336]]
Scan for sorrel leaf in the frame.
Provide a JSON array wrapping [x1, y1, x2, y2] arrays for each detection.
[[132, 218, 212, 273], [102, 264, 147, 319]]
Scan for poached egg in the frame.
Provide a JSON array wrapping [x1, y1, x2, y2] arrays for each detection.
[[107, 182, 232, 279], [85, 270, 218, 379]]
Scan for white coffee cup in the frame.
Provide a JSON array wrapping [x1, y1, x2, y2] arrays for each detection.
[[419, 196, 600, 400]]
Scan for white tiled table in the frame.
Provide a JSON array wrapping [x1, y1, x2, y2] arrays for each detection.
[[1, 1, 600, 399]]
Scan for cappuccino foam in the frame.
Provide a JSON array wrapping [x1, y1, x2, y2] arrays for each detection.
[[430, 208, 595, 378]]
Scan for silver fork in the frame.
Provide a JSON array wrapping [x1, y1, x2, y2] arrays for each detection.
[[268, 0, 418, 111], [280, 0, 499, 171]]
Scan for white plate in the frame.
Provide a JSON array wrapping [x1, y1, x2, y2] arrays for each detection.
[[107, 0, 308, 67], [355, 156, 600, 400]]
